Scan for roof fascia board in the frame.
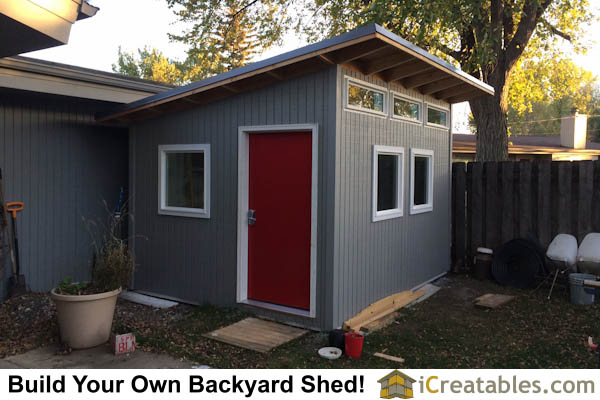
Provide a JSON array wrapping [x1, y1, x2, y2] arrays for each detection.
[[1, 57, 171, 94], [0, 67, 160, 103]]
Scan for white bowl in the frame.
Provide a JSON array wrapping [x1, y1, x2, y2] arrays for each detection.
[[318, 346, 342, 360]]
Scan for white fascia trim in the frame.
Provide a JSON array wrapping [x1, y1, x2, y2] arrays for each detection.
[[372, 145, 405, 222], [409, 148, 434, 215], [158, 144, 211, 219], [344, 76, 388, 117]]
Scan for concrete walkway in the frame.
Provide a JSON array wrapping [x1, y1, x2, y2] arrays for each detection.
[[0, 344, 196, 369]]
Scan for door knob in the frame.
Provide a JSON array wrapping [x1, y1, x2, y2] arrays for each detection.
[[248, 209, 256, 225]]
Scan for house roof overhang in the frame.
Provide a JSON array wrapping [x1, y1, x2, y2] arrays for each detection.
[[99, 24, 494, 123], [0, 0, 99, 57], [0, 56, 174, 103]]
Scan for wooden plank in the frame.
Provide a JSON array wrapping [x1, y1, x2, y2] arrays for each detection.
[[555, 161, 572, 235], [401, 70, 447, 89], [382, 60, 433, 82], [467, 162, 483, 268], [576, 161, 593, 243], [594, 161, 600, 234], [360, 52, 413, 75], [518, 161, 533, 238], [360, 312, 399, 333], [344, 290, 426, 332], [534, 161, 552, 247], [421, 77, 462, 95], [328, 39, 390, 64], [451, 162, 466, 272], [373, 352, 405, 363], [474, 294, 514, 309], [204, 318, 307, 353], [484, 162, 499, 249], [500, 162, 514, 244]]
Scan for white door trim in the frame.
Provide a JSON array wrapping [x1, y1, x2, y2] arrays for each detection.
[[236, 124, 318, 318]]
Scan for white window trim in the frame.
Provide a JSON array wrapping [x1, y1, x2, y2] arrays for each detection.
[[425, 103, 450, 129], [236, 124, 318, 319], [372, 145, 404, 222], [158, 144, 211, 218], [344, 77, 388, 117], [410, 148, 434, 215], [391, 91, 423, 124]]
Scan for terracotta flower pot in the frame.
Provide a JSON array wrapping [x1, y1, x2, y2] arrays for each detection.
[[51, 287, 121, 349]]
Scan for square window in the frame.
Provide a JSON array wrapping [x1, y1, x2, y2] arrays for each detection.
[[393, 96, 421, 121], [410, 148, 433, 214], [346, 79, 386, 115], [426, 106, 448, 127], [372, 145, 404, 222], [159, 144, 210, 218]]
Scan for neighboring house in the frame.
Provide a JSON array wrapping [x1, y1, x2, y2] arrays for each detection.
[[0, 56, 172, 300], [453, 111, 599, 161], [0, 0, 98, 57], [99, 24, 493, 330]]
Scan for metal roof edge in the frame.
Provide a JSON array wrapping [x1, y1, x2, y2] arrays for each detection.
[[1, 56, 173, 94]]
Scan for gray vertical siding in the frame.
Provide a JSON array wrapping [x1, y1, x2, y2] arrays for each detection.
[[332, 67, 451, 328], [0, 89, 128, 295], [130, 67, 338, 330]]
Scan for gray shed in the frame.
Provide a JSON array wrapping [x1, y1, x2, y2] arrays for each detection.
[[101, 24, 493, 330]]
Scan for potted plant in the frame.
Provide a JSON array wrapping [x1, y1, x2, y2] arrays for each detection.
[[51, 204, 134, 349]]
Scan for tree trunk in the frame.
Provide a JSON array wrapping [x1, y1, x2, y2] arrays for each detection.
[[470, 89, 509, 161]]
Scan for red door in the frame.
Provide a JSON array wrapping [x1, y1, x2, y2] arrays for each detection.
[[247, 131, 312, 310]]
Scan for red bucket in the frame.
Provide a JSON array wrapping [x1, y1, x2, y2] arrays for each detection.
[[344, 332, 364, 359]]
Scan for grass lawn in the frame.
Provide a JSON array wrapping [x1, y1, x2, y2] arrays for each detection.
[[2, 274, 599, 367], [114, 274, 600, 368]]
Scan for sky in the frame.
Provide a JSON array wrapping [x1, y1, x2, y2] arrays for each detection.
[[23, 0, 600, 133]]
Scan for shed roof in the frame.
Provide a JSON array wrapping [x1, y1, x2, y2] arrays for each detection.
[[99, 24, 493, 123]]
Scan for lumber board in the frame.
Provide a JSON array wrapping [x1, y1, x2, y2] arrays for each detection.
[[344, 290, 426, 332], [474, 294, 514, 309], [373, 352, 405, 363], [360, 312, 399, 333]]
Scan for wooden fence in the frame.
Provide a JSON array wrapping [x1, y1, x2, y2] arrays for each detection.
[[451, 160, 600, 271]]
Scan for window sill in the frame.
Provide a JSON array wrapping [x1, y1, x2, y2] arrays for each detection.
[[409, 205, 433, 215], [345, 105, 388, 118], [158, 208, 210, 219], [391, 115, 422, 125], [373, 209, 403, 222], [425, 122, 449, 130]]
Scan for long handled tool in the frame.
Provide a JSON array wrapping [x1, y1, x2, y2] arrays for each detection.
[[0, 168, 15, 283], [7, 201, 25, 294]]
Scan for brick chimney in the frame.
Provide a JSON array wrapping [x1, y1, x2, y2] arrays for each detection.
[[560, 108, 588, 149]]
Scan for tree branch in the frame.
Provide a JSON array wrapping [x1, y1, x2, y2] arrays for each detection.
[[438, 43, 462, 62], [505, 0, 552, 71], [541, 17, 572, 41]]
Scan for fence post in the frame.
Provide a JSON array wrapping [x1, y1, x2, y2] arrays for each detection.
[[594, 160, 600, 234], [452, 162, 466, 272], [467, 162, 483, 268]]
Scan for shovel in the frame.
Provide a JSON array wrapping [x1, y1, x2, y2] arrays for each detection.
[[7, 202, 25, 295]]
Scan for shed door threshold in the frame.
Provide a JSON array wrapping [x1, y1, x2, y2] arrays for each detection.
[[241, 299, 312, 318]]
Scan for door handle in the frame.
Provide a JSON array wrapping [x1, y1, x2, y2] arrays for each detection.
[[248, 209, 256, 226]]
